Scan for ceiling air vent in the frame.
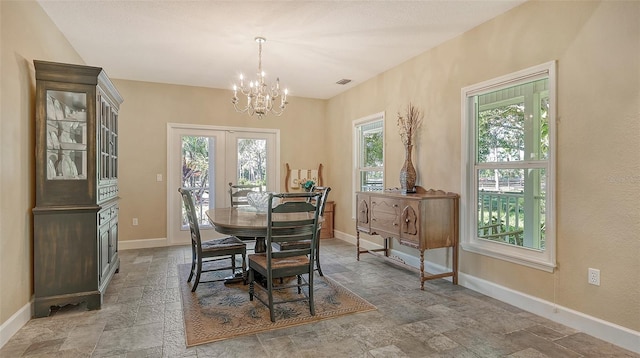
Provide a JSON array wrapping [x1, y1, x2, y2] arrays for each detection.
[[336, 79, 352, 85]]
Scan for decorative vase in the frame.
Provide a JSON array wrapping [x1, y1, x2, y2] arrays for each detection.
[[399, 144, 417, 194]]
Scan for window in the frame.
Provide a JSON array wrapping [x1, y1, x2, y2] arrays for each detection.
[[461, 61, 556, 271], [353, 113, 384, 216]]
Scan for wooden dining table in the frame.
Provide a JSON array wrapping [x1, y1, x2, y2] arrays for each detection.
[[205, 207, 323, 253]]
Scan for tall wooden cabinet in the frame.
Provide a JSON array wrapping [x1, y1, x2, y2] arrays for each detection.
[[32, 60, 123, 317]]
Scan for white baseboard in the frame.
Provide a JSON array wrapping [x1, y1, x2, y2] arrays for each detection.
[[334, 231, 640, 354], [0, 301, 31, 349], [118, 237, 168, 250], [460, 273, 640, 354]]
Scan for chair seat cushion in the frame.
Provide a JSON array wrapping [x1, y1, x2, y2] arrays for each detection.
[[249, 253, 309, 269], [201, 236, 245, 251]]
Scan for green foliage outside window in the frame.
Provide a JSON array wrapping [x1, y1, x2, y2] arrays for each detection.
[[363, 131, 383, 167]]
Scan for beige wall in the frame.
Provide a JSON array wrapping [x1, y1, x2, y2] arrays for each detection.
[[326, 1, 639, 331], [113, 79, 326, 242], [0, 1, 84, 324], [1, 0, 638, 339]]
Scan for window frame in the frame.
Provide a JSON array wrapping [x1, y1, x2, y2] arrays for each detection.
[[352, 112, 385, 218], [460, 61, 557, 272]]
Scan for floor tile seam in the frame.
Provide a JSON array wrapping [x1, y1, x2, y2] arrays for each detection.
[[524, 325, 574, 342], [507, 328, 596, 358]]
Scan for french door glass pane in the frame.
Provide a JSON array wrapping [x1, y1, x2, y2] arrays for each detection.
[[237, 138, 267, 190], [181, 135, 214, 228]]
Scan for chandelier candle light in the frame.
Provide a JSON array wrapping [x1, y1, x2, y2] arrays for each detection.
[[232, 37, 288, 118]]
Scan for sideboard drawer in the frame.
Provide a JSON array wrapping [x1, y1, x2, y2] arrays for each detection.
[[370, 196, 401, 236]]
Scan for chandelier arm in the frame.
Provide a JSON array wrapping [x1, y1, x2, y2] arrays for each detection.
[[232, 101, 249, 114], [267, 104, 285, 116]]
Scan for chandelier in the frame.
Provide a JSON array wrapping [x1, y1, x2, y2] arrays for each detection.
[[232, 37, 288, 118]]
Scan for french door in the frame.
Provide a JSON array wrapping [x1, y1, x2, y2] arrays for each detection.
[[167, 123, 279, 245]]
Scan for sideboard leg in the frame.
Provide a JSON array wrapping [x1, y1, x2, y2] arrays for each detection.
[[384, 237, 389, 257], [420, 249, 425, 290], [452, 245, 459, 285], [356, 231, 361, 261]]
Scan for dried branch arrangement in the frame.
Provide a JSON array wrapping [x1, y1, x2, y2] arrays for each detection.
[[397, 103, 423, 146]]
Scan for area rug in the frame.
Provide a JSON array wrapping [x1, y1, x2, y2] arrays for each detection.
[[177, 263, 376, 347]]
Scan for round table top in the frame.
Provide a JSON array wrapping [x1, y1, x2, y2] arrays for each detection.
[[205, 207, 322, 237]]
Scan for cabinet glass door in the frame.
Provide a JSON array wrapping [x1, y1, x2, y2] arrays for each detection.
[[46, 90, 87, 180]]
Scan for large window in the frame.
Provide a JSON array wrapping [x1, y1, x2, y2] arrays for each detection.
[[353, 113, 384, 216], [461, 62, 556, 271]]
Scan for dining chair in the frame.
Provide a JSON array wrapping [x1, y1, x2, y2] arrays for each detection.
[[229, 182, 262, 207], [273, 186, 331, 276], [229, 182, 266, 252], [178, 188, 247, 291], [248, 192, 322, 322]]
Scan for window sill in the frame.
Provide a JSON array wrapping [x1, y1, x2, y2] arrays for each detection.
[[461, 240, 556, 273]]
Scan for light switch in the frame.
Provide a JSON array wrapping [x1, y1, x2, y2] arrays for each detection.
[[156, 174, 163, 182]]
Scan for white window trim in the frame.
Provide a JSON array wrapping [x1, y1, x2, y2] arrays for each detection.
[[352, 112, 385, 219], [460, 61, 557, 272]]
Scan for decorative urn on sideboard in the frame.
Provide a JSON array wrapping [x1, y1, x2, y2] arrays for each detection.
[[397, 103, 423, 194]]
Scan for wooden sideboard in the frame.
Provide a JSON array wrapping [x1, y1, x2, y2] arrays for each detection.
[[356, 187, 459, 290]]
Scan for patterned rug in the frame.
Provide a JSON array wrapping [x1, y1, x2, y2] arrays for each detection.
[[177, 263, 376, 347]]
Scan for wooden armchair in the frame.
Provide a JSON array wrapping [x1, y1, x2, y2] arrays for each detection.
[[478, 222, 524, 246]]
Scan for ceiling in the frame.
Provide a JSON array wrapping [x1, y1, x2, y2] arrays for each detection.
[[37, 0, 526, 100]]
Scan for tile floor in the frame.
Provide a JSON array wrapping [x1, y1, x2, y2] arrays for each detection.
[[1, 239, 637, 357]]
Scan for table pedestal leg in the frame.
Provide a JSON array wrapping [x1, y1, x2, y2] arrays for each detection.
[[254, 237, 266, 253]]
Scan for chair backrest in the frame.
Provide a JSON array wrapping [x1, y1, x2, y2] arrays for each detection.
[[178, 188, 201, 248], [265, 192, 322, 268], [229, 182, 262, 207], [308, 186, 331, 216]]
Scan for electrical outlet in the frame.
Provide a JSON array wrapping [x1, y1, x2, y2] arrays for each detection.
[[132, 218, 139, 226], [588, 268, 600, 286]]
